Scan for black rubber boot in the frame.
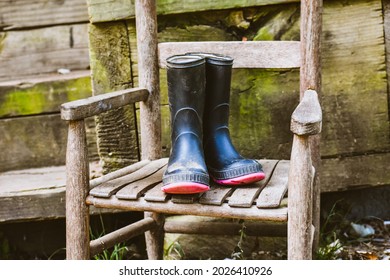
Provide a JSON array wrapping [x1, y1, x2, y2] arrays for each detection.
[[199, 53, 265, 185], [161, 55, 210, 194]]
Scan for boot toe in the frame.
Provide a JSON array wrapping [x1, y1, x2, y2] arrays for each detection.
[[209, 159, 265, 186]]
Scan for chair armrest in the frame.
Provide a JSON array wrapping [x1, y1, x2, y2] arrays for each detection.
[[61, 87, 149, 121], [290, 90, 322, 136]]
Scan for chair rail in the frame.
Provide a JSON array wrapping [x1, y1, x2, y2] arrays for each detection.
[[61, 87, 149, 121]]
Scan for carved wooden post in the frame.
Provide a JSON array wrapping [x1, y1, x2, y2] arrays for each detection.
[[65, 120, 90, 259], [135, 0, 164, 260], [300, 0, 323, 254], [288, 90, 322, 259]]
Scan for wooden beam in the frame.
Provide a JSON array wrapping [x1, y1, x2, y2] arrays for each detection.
[[61, 88, 149, 121], [87, 0, 300, 23], [0, 24, 89, 81], [0, 71, 91, 118], [164, 220, 287, 236], [158, 41, 301, 69], [0, 0, 88, 30]]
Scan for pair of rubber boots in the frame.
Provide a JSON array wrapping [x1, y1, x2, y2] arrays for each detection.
[[162, 53, 265, 194]]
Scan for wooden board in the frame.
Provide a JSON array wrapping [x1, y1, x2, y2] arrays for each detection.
[[0, 114, 98, 172], [158, 41, 300, 69], [320, 0, 389, 157], [0, 0, 88, 30], [228, 160, 278, 207], [90, 158, 167, 198], [87, 0, 299, 23], [88, 21, 139, 172], [0, 71, 91, 118], [0, 24, 90, 82], [144, 182, 169, 202], [257, 160, 289, 208]]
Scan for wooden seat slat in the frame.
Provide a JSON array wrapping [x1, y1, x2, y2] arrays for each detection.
[[116, 166, 166, 200], [144, 182, 169, 202], [257, 160, 289, 209], [171, 193, 201, 204], [199, 184, 234, 206], [228, 160, 279, 208], [90, 158, 167, 198]]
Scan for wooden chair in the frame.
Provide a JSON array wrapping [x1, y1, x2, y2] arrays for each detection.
[[61, 0, 322, 260]]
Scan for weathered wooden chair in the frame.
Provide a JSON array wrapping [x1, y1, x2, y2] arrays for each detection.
[[61, 0, 322, 260]]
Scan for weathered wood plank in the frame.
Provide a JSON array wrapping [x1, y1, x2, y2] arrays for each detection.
[[61, 88, 149, 121], [88, 21, 139, 172], [0, 0, 88, 30], [90, 158, 167, 198], [383, 0, 390, 116], [158, 41, 300, 69], [257, 160, 289, 208], [228, 160, 279, 208], [0, 24, 89, 81], [0, 71, 91, 118], [321, 0, 389, 157], [144, 182, 168, 202], [171, 193, 201, 204], [321, 153, 390, 193], [0, 114, 98, 172], [115, 163, 166, 200], [87, 195, 289, 221], [87, 0, 299, 23], [199, 185, 234, 206]]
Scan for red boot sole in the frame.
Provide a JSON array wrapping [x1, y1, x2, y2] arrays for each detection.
[[161, 182, 210, 194], [213, 172, 266, 186]]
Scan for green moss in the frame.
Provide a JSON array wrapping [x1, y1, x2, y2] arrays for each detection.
[[0, 77, 91, 117], [253, 27, 275, 41]]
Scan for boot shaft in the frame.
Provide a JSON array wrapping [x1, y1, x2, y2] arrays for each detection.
[[166, 55, 206, 142]]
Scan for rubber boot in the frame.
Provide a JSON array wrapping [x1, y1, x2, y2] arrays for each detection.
[[161, 55, 210, 194], [199, 53, 265, 185]]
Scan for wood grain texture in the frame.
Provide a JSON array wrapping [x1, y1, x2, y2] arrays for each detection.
[[290, 89, 322, 136], [88, 21, 140, 172], [136, 0, 162, 160], [0, 0, 88, 30], [158, 41, 300, 69], [65, 120, 90, 259], [228, 160, 278, 207], [87, 0, 299, 23], [90, 158, 167, 198], [300, 0, 322, 256], [199, 185, 234, 206], [287, 135, 314, 260], [0, 24, 89, 81], [0, 71, 91, 118], [115, 164, 166, 200], [257, 160, 289, 208], [61, 88, 149, 120]]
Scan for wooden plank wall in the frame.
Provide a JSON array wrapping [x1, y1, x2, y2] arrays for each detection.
[[0, 1, 97, 172], [87, 0, 390, 193]]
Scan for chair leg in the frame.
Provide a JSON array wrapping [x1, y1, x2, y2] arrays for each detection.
[[66, 120, 90, 259], [144, 212, 165, 259], [288, 134, 313, 259]]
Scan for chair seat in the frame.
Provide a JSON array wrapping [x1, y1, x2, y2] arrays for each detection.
[[87, 158, 289, 222]]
